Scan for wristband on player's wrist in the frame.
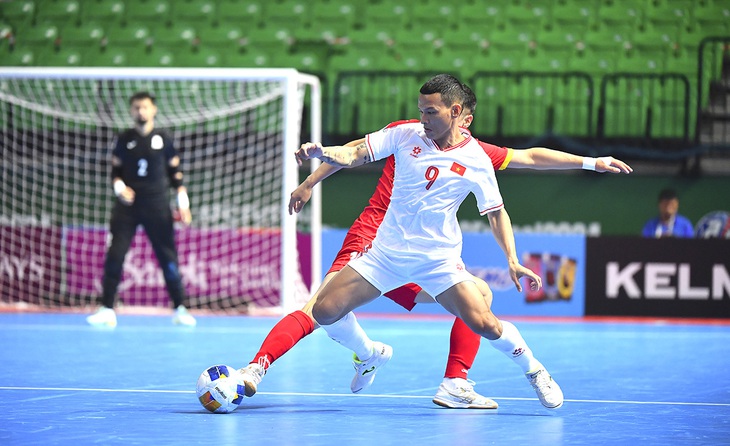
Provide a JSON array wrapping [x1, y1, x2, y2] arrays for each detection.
[[113, 179, 126, 196], [177, 190, 190, 210], [581, 157, 597, 171]]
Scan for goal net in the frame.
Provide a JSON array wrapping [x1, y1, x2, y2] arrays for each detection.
[[0, 67, 321, 314]]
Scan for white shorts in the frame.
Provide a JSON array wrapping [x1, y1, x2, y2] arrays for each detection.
[[347, 242, 474, 299]]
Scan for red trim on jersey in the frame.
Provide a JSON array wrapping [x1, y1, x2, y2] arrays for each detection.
[[384, 119, 419, 129], [479, 203, 505, 215], [476, 139, 511, 170]]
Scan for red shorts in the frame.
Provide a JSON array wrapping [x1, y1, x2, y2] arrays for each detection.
[[326, 231, 422, 311]]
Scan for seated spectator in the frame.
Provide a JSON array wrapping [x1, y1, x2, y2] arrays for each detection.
[[642, 188, 694, 238]]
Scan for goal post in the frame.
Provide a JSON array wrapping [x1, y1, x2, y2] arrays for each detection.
[[0, 67, 321, 314]]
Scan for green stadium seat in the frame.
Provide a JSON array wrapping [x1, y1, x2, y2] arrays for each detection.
[[36, 47, 83, 66], [436, 27, 487, 53], [596, 0, 643, 29], [60, 22, 105, 48], [328, 49, 390, 74], [175, 46, 222, 67], [125, 0, 171, 27], [480, 47, 526, 72], [85, 48, 129, 67], [246, 25, 294, 53], [643, 3, 689, 30], [456, 3, 503, 30], [266, 0, 309, 29], [172, 0, 216, 25], [35, 0, 80, 25], [628, 25, 677, 59], [272, 50, 326, 74], [340, 27, 393, 52], [432, 51, 476, 80], [392, 47, 436, 72], [535, 28, 581, 60], [309, 2, 356, 35], [487, 27, 533, 53], [197, 24, 245, 49], [601, 76, 650, 137], [550, 0, 594, 30], [391, 28, 438, 53], [580, 26, 630, 53], [1, 1, 36, 27], [615, 53, 664, 73], [691, 4, 730, 29], [80, 0, 125, 26], [503, 3, 547, 29], [525, 51, 571, 73], [105, 23, 152, 48], [471, 75, 511, 135], [127, 47, 175, 67], [0, 45, 35, 66], [411, 4, 456, 30], [552, 77, 594, 137], [363, 2, 409, 30], [223, 48, 273, 68], [0, 21, 12, 40], [14, 23, 58, 52], [215, 0, 262, 27], [503, 80, 553, 136], [152, 23, 197, 49]]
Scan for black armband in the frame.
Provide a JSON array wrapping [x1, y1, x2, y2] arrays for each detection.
[[111, 165, 123, 181], [168, 164, 184, 189]]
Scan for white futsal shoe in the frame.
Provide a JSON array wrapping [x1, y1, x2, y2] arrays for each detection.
[[432, 378, 499, 409], [86, 307, 117, 328], [350, 341, 393, 393], [172, 305, 197, 327], [238, 363, 266, 397], [526, 367, 564, 409]]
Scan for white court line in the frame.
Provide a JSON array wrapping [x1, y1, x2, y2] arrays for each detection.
[[0, 387, 728, 407]]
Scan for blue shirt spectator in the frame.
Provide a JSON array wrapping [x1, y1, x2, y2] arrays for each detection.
[[642, 188, 694, 238]]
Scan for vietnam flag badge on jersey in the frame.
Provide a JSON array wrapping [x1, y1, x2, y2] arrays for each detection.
[[451, 162, 466, 176]]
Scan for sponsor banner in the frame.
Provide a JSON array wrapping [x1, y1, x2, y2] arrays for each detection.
[[0, 226, 62, 303], [66, 227, 311, 308], [585, 237, 730, 318], [322, 229, 585, 317]]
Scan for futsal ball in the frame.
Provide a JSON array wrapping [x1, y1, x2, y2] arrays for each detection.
[[196, 365, 245, 413], [694, 211, 730, 238]]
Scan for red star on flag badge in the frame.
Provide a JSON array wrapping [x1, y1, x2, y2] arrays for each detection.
[[451, 162, 466, 176]]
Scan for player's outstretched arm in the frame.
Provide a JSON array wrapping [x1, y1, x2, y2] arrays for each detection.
[[289, 138, 365, 214], [508, 147, 633, 174], [486, 208, 542, 293], [295, 139, 371, 168]]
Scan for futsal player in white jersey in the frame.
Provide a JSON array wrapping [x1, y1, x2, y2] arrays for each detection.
[[295, 74, 564, 409]]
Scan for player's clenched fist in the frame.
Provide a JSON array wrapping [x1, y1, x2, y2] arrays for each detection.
[[295, 142, 323, 165]]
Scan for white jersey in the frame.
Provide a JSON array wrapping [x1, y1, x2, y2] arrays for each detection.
[[364, 121, 503, 261]]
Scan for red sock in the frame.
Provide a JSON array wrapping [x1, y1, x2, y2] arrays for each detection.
[[443, 317, 481, 379], [250, 310, 315, 371]]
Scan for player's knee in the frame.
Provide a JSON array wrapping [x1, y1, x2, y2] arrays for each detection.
[[466, 313, 501, 340], [311, 300, 339, 326]]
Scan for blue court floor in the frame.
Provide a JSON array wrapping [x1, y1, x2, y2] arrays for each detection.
[[1, 312, 729, 446]]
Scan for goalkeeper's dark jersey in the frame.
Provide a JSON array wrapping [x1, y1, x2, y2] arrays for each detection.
[[112, 128, 178, 198]]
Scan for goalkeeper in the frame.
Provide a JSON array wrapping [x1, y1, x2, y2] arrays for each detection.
[[86, 91, 196, 328]]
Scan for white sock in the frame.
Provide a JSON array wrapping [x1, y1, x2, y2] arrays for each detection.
[[319, 312, 374, 361], [489, 320, 543, 374]]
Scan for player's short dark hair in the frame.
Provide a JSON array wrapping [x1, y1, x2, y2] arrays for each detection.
[[420, 74, 474, 112], [658, 188, 678, 202], [129, 91, 156, 105]]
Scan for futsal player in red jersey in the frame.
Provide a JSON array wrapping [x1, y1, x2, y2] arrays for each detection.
[[237, 88, 631, 409]]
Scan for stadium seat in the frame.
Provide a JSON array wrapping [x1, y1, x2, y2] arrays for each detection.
[[535, 27, 581, 60], [432, 50, 476, 80], [60, 22, 105, 48], [246, 25, 294, 52], [80, 0, 125, 26], [35, 0, 80, 25], [411, 4, 456, 30], [436, 27, 487, 53], [481, 47, 526, 72], [36, 47, 83, 66], [85, 48, 129, 67], [175, 46, 222, 67], [471, 75, 511, 135], [14, 23, 59, 53], [105, 23, 152, 49], [0, 45, 35, 66], [550, 0, 594, 31], [580, 26, 630, 54], [456, 3, 503, 31], [0, 22, 12, 40], [487, 27, 534, 53], [503, 3, 547, 29], [628, 24, 677, 59], [391, 28, 438, 53], [152, 23, 197, 49], [525, 50, 571, 73], [392, 47, 435, 72], [197, 24, 245, 50], [127, 47, 175, 67], [552, 77, 594, 137], [215, 0, 263, 27], [309, 2, 356, 35], [1, 0, 36, 28], [172, 0, 216, 24], [615, 54, 664, 73], [265, 0, 309, 29], [643, 3, 689, 30], [226, 46, 277, 68], [125, 0, 171, 27], [596, 0, 643, 29], [363, 2, 409, 31], [340, 27, 394, 53]]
